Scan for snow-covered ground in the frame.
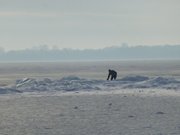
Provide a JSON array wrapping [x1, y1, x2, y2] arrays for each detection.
[[0, 89, 180, 135]]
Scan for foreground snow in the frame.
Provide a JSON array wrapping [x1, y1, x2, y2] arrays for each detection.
[[0, 89, 180, 135]]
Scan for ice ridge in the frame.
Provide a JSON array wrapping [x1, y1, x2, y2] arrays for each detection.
[[0, 75, 180, 94]]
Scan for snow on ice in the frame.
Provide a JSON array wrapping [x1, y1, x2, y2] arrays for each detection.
[[0, 75, 180, 94]]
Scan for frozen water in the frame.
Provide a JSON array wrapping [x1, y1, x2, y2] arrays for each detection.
[[120, 75, 149, 82], [0, 88, 22, 94], [121, 76, 180, 89], [0, 75, 180, 94], [14, 76, 102, 92]]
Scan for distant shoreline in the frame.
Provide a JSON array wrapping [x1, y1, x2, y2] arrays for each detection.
[[0, 45, 180, 61]]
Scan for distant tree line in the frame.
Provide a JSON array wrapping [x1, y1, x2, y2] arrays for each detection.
[[0, 45, 179, 61]]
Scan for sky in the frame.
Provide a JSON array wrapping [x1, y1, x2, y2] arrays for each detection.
[[0, 0, 180, 51]]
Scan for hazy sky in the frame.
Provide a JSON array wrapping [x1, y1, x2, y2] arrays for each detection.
[[0, 0, 180, 50]]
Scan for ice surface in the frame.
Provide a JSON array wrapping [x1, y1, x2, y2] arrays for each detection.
[[0, 75, 180, 94], [120, 75, 149, 82], [0, 88, 22, 94], [15, 76, 101, 92]]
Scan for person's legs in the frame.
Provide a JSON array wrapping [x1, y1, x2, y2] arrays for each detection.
[[114, 74, 117, 80]]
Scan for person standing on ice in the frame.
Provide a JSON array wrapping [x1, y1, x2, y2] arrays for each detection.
[[107, 69, 117, 80]]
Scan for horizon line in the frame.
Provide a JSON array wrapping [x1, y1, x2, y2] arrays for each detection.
[[1, 44, 180, 52]]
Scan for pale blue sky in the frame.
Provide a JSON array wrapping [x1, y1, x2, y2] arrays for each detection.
[[0, 0, 180, 50]]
